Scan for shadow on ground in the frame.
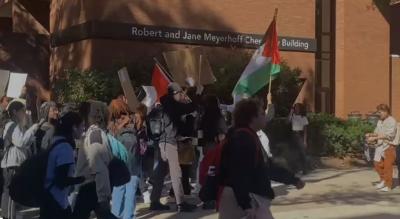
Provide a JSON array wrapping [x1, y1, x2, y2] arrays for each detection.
[[273, 180, 400, 206], [340, 214, 400, 219]]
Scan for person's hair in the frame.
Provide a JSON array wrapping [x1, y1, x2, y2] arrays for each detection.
[[7, 101, 25, 120], [108, 99, 131, 121], [233, 99, 261, 128], [0, 96, 8, 104], [54, 112, 83, 148], [293, 103, 307, 117], [135, 103, 147, 119], [377, 104, 391, 114]]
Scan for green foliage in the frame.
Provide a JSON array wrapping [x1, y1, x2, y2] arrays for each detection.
[[308, 113, 375, 157], [271, 63, 304, 117], [54, 69, 121, 104], [208, 51, 251, 103], [209, 54, 304, 112]]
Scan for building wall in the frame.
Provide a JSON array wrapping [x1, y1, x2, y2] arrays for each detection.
[[335, 0, 390, 118], [50, 0, 316, 107], [392, 56, 400, 119], [0, 33, 49, 85]]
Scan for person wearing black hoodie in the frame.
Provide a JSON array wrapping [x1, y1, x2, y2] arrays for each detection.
[[149, 83, 197, 212], [219, 99, 305, 219]]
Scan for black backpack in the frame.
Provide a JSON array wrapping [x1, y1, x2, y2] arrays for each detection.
[[146, 106, 164, 141], [9, 139, 67, 207]]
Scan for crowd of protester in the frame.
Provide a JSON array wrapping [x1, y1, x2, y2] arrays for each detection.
[[0, 81, 311, 219]]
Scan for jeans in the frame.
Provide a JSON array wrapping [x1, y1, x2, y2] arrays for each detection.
[[158, 142, 184, 204], [111, 176, 140, 219], [150, 154, 169, 203], [292, 132, 308, 172], [2, 168, 20, 219]]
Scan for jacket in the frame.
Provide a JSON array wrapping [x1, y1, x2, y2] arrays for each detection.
[[75, 125, 113, 203], [159, 95, 197, 145], [1, 121, 39, 168], [220, 127, 300, 210], [39, 122, 55, 150]]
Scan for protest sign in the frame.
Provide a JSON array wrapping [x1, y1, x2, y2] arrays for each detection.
[[163, 47, 216, 87], [7, 72, 27, 98], [118, 67, 139, 111]]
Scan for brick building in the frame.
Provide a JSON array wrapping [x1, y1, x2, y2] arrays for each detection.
[[0, 0, 399, 118]]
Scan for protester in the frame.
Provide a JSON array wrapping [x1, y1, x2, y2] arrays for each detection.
[[288, 103, 309, 174], [1, 100, 40, 219], [149, 82, 197, 212], [109, 99, 148, 219], [257, 93, 275, 159], [219, 99, 305, 219], [73, 101, 116, 219], [38, 101, 60, 151], [366, 104, 397, 192], [40, 112, 86, 219], [200, 95, 227, 155]]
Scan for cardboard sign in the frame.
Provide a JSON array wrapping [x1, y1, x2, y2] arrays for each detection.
[[118, 67, 139, 111], [141, 86, 157, 109], [7, 72, 27, 98], [0, 69, 10, 97], [163, 47, 216, 87]]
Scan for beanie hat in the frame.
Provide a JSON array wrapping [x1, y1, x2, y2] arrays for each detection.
[[168, 82, 183, 96]]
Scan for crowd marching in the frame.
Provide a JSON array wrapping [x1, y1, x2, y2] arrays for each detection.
[[0, 80, 310, 219], [0, 78, 399, 219]]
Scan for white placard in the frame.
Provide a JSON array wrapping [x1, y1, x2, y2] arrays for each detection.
[[7, 72, 27, 98], [141, 86, 157, 109]]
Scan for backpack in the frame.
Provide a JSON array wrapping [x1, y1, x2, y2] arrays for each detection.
[[33, 126, 47, 153], [107, 134, 129, 163], [106, 134, 131, 187], [146, 106, 165, 141], [9, 138, 67, 207], [198, 140, 225, 203], [198, 128, 260, 203]]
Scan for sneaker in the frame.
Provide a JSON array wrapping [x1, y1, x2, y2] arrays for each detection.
[[375, 181, 385, 189], [150, 202, 171, 211], [378, 186, 391, 192], [177, 202, 197, 212]]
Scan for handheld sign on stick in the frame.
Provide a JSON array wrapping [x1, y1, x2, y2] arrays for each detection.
[[0, 69, 10, 97], [7, 72, 28, 98], [118, 67, 139, 111]]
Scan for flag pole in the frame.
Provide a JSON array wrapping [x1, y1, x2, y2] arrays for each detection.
[[153, 57, 174, 81], [198, 55, 203, 86], [268, 8, 278, 94]]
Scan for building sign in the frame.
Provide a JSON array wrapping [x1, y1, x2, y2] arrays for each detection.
[[51, 21, 317, 52], [130, 25, 316, 52]]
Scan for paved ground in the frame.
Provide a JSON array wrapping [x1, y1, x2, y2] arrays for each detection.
[[136, 167, 400, 219]]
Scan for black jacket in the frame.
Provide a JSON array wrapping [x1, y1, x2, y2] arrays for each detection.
[[220, 127, 299, 210], [160, 95, 197, 137]]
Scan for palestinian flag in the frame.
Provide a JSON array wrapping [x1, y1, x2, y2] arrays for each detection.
[[151, 63, 172, 101], [232, 15, 281, 103]]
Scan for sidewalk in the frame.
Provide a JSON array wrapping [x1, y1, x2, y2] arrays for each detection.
[[136, 167, 400, 219]]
